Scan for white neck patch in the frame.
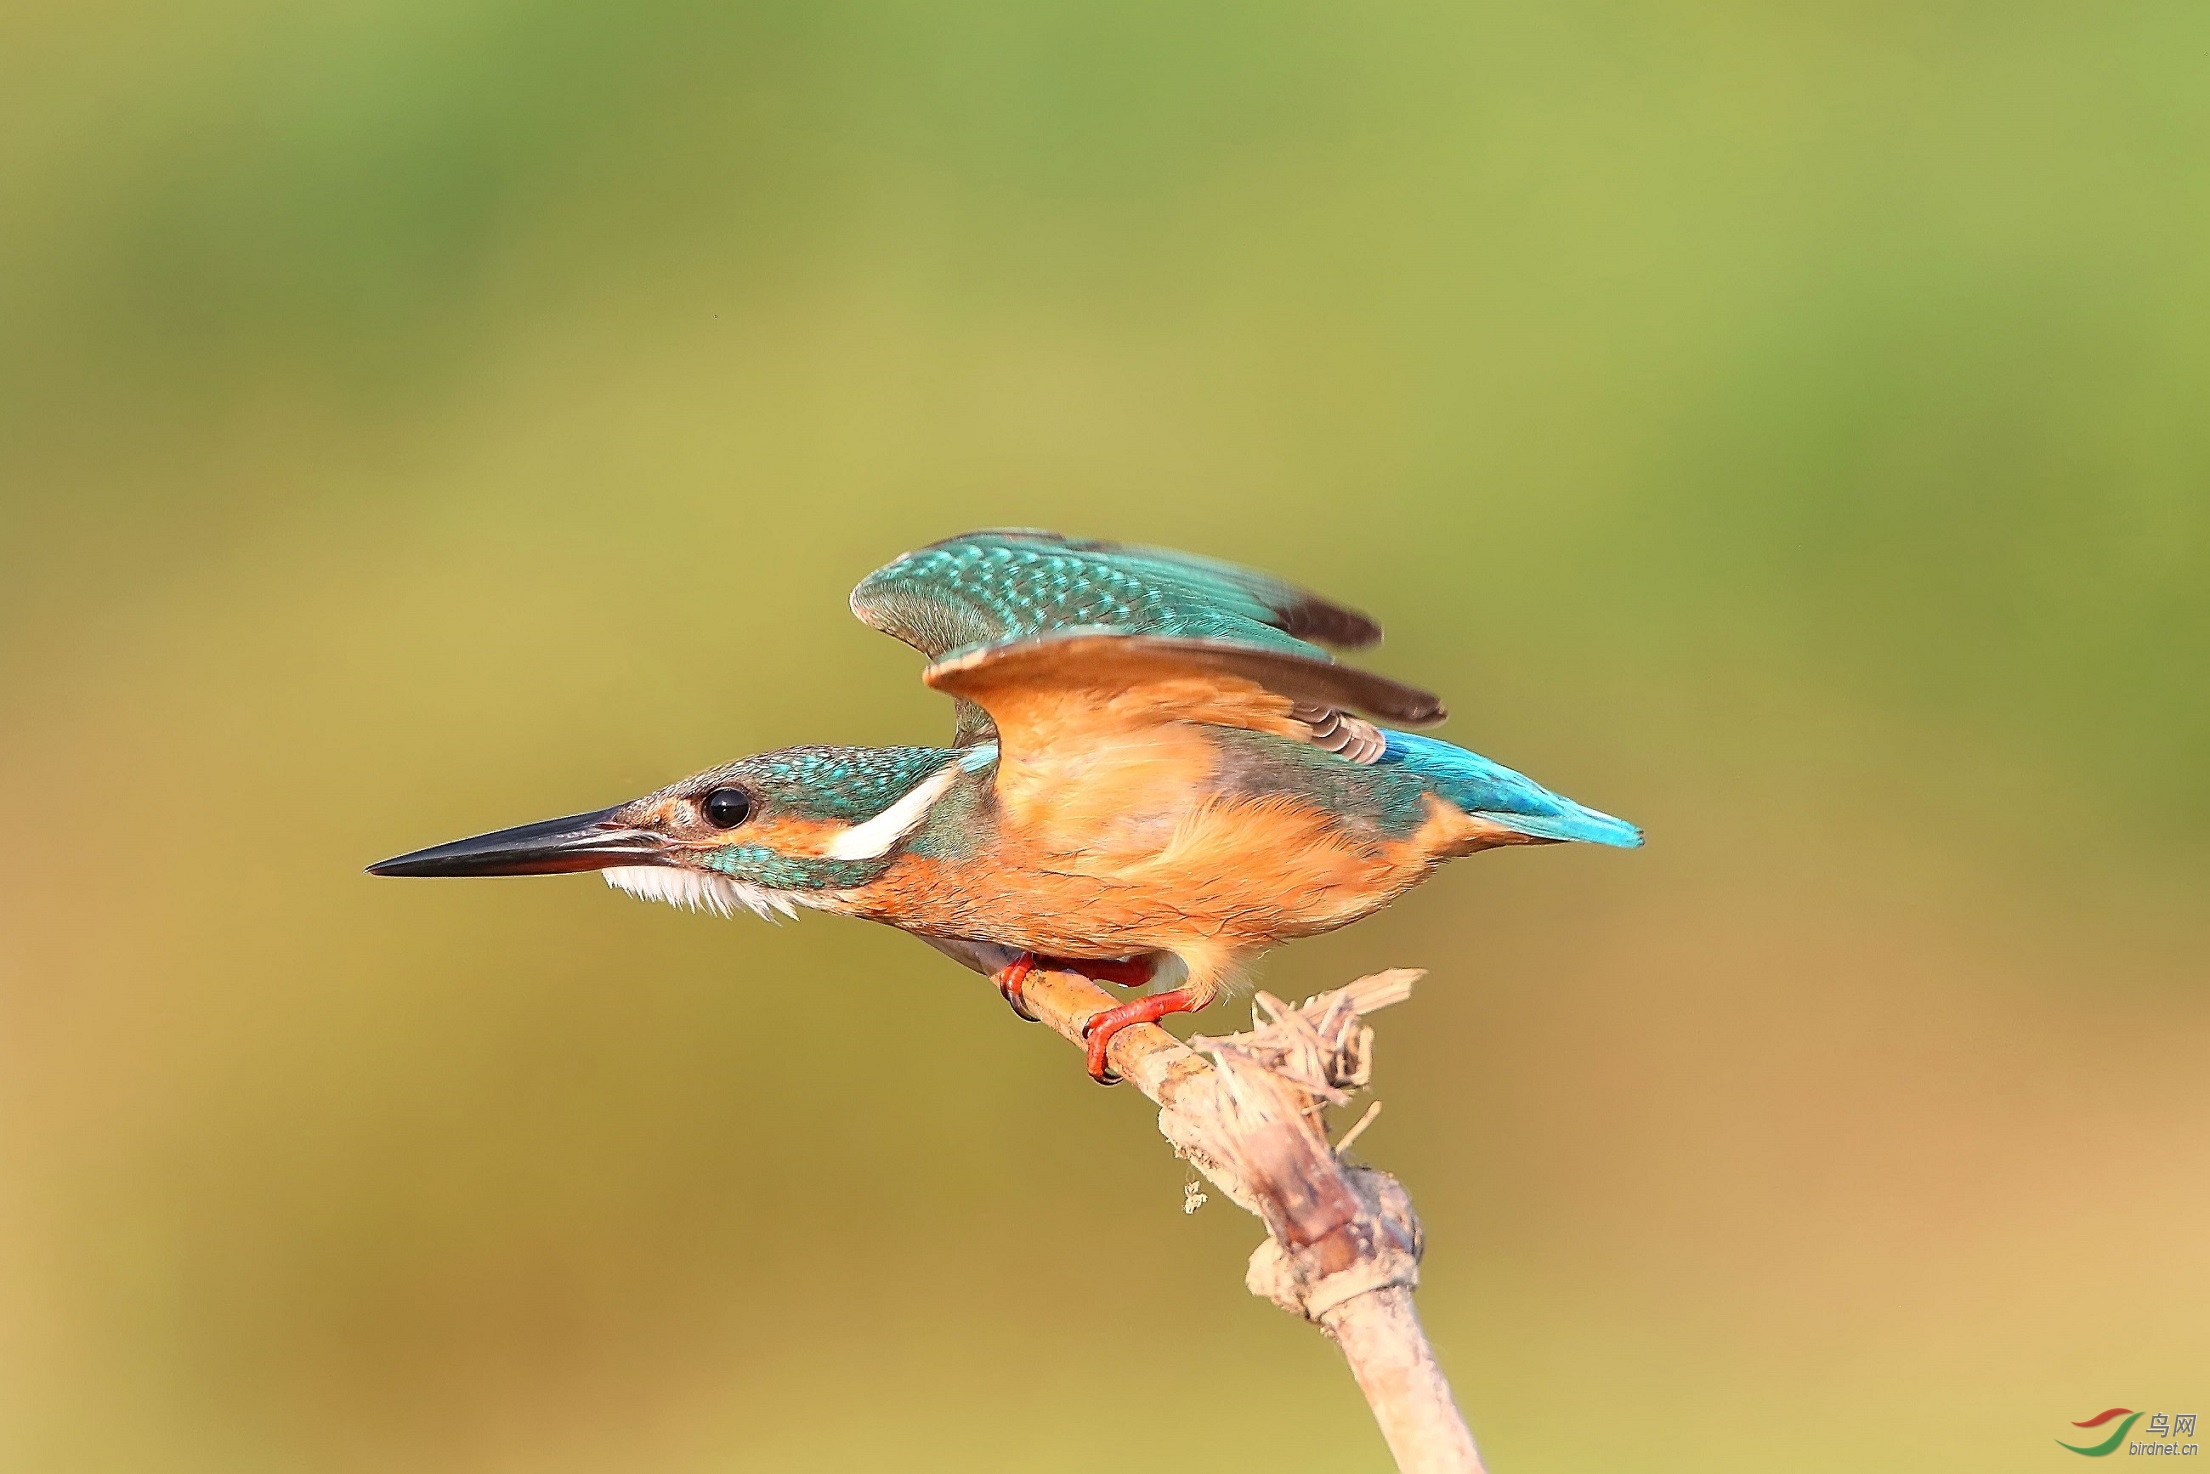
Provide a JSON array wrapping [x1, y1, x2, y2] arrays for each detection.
[[823, 761, 961, 860]]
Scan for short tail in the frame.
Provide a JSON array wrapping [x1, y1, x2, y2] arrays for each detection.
[[1377, 730, 1643, 848]]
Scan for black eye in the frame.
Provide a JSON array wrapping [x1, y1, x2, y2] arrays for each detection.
[[702, 788, 753, 829]]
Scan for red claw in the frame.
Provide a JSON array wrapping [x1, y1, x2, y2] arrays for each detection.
[[992, 952, 1039, 1020], [1080, 986, 1200, 1084], [993, 953, 1155, 1022]]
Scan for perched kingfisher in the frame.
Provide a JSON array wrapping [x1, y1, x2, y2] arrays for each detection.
[[370, 530, 1640, 1080]]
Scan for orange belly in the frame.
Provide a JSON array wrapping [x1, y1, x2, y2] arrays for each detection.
[[842, 786, 1479, 1000], [829, 716, 1515, 1002]]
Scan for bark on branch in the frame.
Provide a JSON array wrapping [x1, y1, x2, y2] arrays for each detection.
[[999, 959, 1485, 1474]]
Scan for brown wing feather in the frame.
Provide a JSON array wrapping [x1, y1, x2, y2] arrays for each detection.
[[923, 631, 1445, 761]]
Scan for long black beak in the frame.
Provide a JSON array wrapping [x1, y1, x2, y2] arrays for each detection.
[[367, 806, 668, 878]]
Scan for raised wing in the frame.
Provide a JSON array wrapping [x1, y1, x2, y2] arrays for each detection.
[[851, 529, 1395, 745], [923, 627, 1444, 808], [851, 529, 1380, 660], [924, 631, 1443, 730]]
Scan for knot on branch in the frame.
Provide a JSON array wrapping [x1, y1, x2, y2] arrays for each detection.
[[1158, 970, 1427, 1324], [1247, 1167, 1423, 1322]]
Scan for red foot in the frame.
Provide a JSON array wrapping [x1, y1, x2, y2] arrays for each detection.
[[1080, 986, 1201, 1085], [993, 953, 1156, 1022], [992, 953, 1039, 1020]]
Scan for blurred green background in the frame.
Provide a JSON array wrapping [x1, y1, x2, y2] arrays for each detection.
[[3, 1, 2205, 1469]]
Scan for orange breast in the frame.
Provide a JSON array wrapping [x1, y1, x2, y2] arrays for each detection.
[[844, 728, 1475, 966]]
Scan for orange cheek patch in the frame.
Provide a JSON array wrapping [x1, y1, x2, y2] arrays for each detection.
[[676, 814, 850, 859]]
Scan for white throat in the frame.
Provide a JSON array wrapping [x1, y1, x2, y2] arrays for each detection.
[[600, 866, 804, 921]]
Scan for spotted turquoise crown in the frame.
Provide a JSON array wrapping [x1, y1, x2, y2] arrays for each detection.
[[694, 745, 955, 822]]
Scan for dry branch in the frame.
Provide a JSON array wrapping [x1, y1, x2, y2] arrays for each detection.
[[1006, 960, 1485, 1474]]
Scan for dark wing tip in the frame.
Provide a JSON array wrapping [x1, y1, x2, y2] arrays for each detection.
[[1326, 662, 1444, 725], [1383, 686, 1446, 726], [1274, 595, 1382, 650]]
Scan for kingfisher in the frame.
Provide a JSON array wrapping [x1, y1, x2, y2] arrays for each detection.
[[370, 530, 1640, 1081]]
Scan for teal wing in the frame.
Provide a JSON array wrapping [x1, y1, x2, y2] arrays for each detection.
[[852, 529, 1400, 744]]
